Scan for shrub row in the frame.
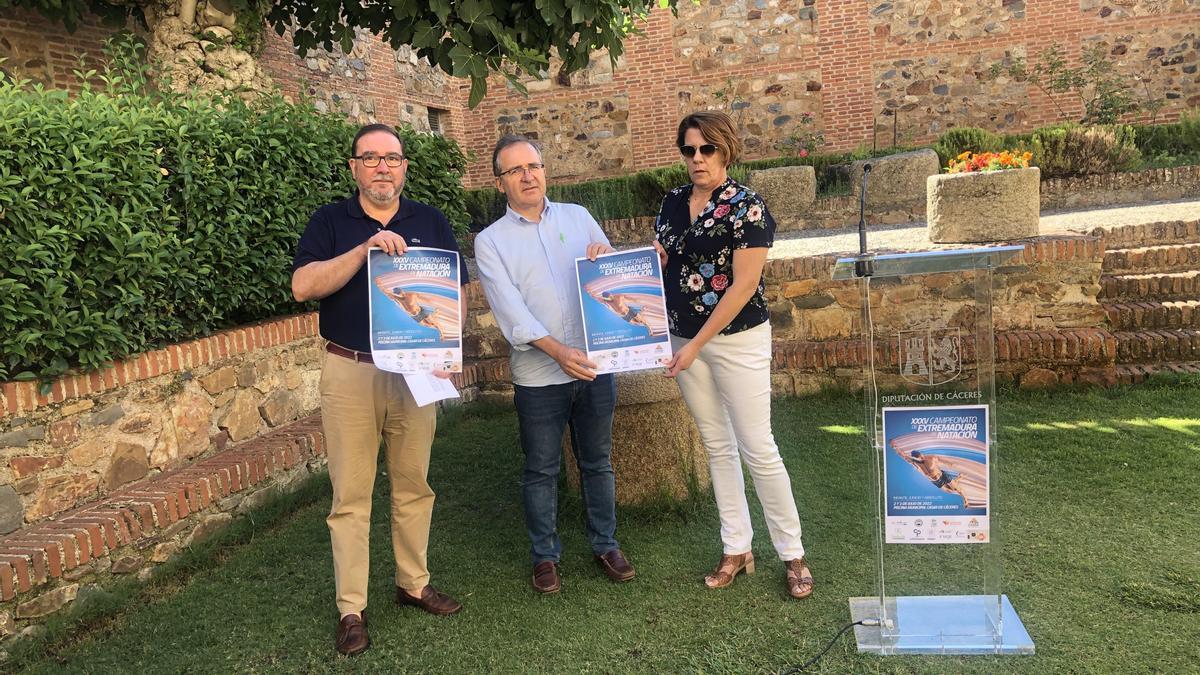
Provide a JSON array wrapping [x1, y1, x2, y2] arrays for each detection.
[[0, 39, 469, 382], [932, 111, 1200, 178], [464, 146, 916, 229]]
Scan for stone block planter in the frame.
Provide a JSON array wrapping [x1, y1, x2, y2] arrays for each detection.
[[747, 165, 816, 223], [852, 148, 940, 208], [927, 166, 1040, 243], [565, 371, 708, 505]]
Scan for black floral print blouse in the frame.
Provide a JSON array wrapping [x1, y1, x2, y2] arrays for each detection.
[[653, 177, 775, 339]]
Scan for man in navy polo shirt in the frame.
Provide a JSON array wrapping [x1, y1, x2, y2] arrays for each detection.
[[292, 123, 468, 656]]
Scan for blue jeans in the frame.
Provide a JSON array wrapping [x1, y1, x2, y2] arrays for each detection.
[[513, 374, 619, 564]]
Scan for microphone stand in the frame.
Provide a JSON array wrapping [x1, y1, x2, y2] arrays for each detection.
[[855, 163, 874, 278]]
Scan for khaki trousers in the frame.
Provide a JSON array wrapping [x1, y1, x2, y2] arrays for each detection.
[[320, 350, 437, 616]]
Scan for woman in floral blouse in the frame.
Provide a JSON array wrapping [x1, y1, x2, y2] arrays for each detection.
[[653, 110, 813, 600]]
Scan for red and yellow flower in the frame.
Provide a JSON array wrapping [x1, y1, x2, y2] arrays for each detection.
[[945, 150, 1032, 174]]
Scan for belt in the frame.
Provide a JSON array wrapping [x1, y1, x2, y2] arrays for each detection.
[[326, 342, 374, 364]]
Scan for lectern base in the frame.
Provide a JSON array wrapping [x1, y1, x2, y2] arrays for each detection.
[[848, 594, 1034, 655]]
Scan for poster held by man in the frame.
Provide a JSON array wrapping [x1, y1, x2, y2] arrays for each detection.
[[575, 246, 672, 375], [368, 247, 463, 374]]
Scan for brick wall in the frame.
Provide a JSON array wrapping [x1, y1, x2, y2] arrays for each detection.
[[457, 1, 1200, 187], [4, 3, 1198, 190], [0, 7, 130, 92]]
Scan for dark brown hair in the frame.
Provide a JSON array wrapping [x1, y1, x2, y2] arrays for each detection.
[[491, 134, 544, 176], [675, 110, 742, 167]]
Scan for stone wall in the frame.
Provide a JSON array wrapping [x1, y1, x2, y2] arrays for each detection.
[[495, 95, 633, 180], [870, 0, 1025, 45], [672, 0, 818, 73], [676, 70, 823, 155], [1085, 26, 1200, 111], [1041, 165, 1200, 209], [257, 26, 464, 139], [0, 415, 326, 645], [1080, 0, 1200, 19], [456, 234, 1113, 398], [874, 48, 1031, 138], [0, 7, 465, 141], [5, 3, 1200, 189], [458, 2, 1200, 186], [0, 316, 322, 535]]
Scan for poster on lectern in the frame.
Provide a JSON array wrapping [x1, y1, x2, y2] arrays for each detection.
[[367, 247, 462, 374], [575, 247, 672, 374], [882, 405, 989, 544]]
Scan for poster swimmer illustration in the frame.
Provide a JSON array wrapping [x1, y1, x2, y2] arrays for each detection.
[[590, 290, 655, 335]]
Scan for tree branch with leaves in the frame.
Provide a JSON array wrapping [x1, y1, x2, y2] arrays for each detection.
[[6, 0, 680, 107]]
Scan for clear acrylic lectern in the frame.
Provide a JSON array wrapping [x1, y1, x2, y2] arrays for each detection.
[[831, 246, 1035, 655]]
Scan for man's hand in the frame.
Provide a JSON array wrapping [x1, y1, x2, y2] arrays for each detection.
[[663, 341, 699, 378], [362, 230, 408, 256], [586, 241, 614, 261], [552, 343, 599, 381], [431, 369, 455, 380], [652, 239, 667, 268]]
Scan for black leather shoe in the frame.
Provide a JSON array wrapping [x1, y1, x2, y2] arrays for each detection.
[[335, 611, 369, 656]]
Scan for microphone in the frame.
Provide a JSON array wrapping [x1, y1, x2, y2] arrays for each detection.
[[855, 163, 873, 278]]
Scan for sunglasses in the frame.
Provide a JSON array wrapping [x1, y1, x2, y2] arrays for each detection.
[[679, 144, 718, 158]]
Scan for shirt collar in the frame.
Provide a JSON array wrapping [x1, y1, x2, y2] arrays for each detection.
[[504, 197, 553, 224], [346, 191, 412, 226]]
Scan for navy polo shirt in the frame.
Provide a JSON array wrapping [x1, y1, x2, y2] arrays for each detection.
[[292, 192, 469, 352]]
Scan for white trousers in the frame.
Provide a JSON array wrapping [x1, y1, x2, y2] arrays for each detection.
[[672, 322, 806, 560]]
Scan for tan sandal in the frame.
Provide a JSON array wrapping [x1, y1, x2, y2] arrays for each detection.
[[705, 552, 755, 589], [786, 557, 814, 599]]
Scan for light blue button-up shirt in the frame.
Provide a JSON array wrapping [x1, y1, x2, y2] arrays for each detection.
[[475, 199, 610, 387]]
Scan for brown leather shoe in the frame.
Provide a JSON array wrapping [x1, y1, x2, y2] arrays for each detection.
[[786, 557, 814, 599], [396, 585, 463, 616], [532, 561, 561, 594], [594, 549, 636, 582], [335, 611, 369, 656]]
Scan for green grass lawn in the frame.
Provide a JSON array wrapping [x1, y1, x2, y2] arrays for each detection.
[[10, 378, 1200, 673]]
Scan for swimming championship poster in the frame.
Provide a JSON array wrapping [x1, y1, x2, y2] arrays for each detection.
[[367, 247, 462, 374], [882, 405, 989, 544], [575, 247, 672, 375]]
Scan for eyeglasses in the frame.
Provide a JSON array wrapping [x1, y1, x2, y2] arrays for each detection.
[[497, 162, 545, 178], [352, 153, 405, 167], [679, 144, 719, 158]]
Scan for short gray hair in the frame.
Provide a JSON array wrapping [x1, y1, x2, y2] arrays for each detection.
[[491, 134, 543, 176]]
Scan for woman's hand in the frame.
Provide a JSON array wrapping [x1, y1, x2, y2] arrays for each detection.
[[652, 239, 668, 268], [663, 342, 699, 378]]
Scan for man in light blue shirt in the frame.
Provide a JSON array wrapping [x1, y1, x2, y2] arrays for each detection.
[[475, 134, 636, 594]]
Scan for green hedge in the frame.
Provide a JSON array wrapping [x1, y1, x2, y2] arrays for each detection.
[[1134, 109, 1200, 166], [0, 38, 469, 382], [464, 146, 913, 228]]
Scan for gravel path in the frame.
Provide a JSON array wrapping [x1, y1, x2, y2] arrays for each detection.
[[768, 197, 1200, 260]]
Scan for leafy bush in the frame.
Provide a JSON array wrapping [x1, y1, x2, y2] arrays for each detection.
[[1135, 108, 1200, 165], [1030, 123, 1142, 178], [0, 35, 469, 381], [933, 127, 1003, 165]]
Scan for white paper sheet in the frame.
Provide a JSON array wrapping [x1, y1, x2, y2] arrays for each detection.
[[403, 372, 460, 408]]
